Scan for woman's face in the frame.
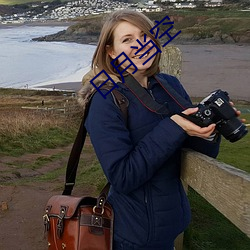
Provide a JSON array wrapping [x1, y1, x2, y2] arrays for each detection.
[[107, 21, 157, 75]]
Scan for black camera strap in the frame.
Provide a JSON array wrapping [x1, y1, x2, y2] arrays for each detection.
[[124, 74, 193, 115], [154, 74, 194, 110]]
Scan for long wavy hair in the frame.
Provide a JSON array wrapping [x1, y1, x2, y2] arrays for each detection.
[[78, 10, 161, 107]]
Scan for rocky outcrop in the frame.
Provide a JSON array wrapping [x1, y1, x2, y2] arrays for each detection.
[[32, 19, 102, 44], [32, 14, 250, 45], [33, 29, 99, 44]]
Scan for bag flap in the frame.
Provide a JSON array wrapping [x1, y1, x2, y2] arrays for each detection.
[[46, 195, 96, 218]]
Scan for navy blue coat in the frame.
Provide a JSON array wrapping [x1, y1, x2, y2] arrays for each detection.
[[85, 73, 220, 249]]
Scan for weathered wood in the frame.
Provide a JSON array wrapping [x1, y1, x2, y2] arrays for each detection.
[[21, 106, 65, 112], [174, 181, 188, 250], [159, 45, 182, 79], [162, 45, 183, 250], [174, 232, 184, 250], [181, 149, 250, 238]]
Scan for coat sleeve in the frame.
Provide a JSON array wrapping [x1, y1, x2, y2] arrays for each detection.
[[85, 90, 188, 194], [184, 135, 221, 158]]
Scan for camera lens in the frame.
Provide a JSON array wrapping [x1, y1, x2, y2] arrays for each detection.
[[217, 118, 248, 142], [227, 123, 248, 142]]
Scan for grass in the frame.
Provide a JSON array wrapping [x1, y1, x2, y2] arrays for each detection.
[[0, 88, 81, 156], [0, 0, 67, 5], [10, 152, 67, 170], [167, 9, 250, 18], [76, 157, 107, 195], [184, 188, 250, 250], [0, 0, 48, 5], [0, 112, 78, 156], [217, 113, 250, 172], [1, 88, 249, 248], [145, 10, 250, 43]]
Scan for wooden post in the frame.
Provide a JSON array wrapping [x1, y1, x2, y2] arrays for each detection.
[[159, 45, 182, 79], [159, 45, 184, 249]]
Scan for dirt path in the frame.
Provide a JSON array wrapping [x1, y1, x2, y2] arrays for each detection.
[[0, 139, 93, 250], [0, 185, 56, 250]]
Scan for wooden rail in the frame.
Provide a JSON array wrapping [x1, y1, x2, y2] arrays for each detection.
[[175, 149, 250, 249], [21, 106, 66, 112], [21, 103, 81, 115]]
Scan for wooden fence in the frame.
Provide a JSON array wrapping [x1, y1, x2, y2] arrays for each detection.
[[174, 150, 250, 250], [159, 46, 250, 249], [21, 102, 81, 116], [21, 106, 67, 113]]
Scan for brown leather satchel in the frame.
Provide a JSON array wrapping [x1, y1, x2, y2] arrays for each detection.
[[43, 184, 113, 250], [42, 88, 129, 250]]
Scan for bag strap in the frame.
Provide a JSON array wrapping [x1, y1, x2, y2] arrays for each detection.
[[62, 106, 89, 195], [110, 89, 129, 125], [62, 87, 128, 196]]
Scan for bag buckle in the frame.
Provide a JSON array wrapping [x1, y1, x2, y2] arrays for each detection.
[[91, 215, 103, 227], [43, 208, 50, 233], [56, 206, 66, 238], [93, 205, 104, 215]]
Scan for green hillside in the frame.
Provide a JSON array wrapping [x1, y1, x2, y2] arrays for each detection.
[[0, 0, 45, 5], [36, 11, 250, 44], [0, 0, 65, 5]]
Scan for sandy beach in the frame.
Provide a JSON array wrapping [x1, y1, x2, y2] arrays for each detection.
[[37, 44, 250, 102], [178, 44, 250, 102]]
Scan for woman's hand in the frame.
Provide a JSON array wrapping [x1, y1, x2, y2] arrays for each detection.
[[171, 107, 216, 139], [230, 101, 246, 123]]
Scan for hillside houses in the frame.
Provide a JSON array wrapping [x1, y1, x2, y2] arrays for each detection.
[[0, 0, 128, 23], [175, 3, 197, 9], [205, 0, 223, 8], [161, 0, 223, 9], [0, 0, 224, 25]]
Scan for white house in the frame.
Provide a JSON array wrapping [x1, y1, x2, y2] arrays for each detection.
[[205, 0, 223, 7], [174, 3, 196, 9]]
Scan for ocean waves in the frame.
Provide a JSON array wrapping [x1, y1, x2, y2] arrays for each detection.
[[0, 25, 95, 89]]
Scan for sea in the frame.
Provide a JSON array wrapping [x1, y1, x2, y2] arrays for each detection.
[[0, 25, 95, 89], [0, 25, 249, 101]]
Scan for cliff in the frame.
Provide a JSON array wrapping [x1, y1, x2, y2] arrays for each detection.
[[32, 13, 250, 45]]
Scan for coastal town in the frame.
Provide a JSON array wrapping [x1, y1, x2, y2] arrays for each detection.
[[0, 0, 224, 24]]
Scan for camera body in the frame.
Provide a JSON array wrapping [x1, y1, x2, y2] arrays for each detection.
[[186, 89, 248, 142]]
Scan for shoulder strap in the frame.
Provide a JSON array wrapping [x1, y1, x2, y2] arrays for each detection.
[[106, 88, 129, 125], [62, 86, 128, 196], [62, 99, 91, 195]]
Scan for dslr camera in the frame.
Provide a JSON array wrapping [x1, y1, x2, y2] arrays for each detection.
[[182, 89, 248, 142]]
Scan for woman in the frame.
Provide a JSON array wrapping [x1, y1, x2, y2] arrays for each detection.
[[79, 10, 221, 250]]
